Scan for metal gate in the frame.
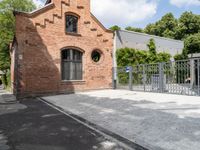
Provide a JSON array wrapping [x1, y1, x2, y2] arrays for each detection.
[[113, 59, 200, 96]]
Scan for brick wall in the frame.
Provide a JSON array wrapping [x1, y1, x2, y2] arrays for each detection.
[[13, 0, 113, 97]]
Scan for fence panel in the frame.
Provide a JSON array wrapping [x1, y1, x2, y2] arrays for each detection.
[[114, 58, 200, 96]]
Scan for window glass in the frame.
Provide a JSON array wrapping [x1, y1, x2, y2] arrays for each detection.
[[66, 15, 78, 33], [91, 50, 101, 63], [62, 50, 70, 60], [62, 49, 82, 80]]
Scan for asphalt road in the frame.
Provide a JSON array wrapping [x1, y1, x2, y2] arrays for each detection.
[[0, 92, 141, 150]]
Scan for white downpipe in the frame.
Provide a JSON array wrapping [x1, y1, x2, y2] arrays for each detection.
[[113, 31, 117, 81]]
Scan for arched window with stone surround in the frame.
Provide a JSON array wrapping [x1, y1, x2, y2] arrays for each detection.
[[61, 49, 83, 80]]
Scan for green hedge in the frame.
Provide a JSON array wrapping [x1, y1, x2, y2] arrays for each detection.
[[116, 47, 171, 67], [116, 46, 171, 84]]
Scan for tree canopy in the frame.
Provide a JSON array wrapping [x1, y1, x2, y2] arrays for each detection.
[[183, 33, 200, 55], [0, 0, 36, 70], [0, 0, 36, 88], [145, 13, 177, 39], [111, 11, 200, 60], [109, 25, 121, 31], [125, 26, 144, 33]]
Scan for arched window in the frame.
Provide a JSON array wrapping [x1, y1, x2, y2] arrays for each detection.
[[66, 15, 78, 33], [62, 49, 83, 80]]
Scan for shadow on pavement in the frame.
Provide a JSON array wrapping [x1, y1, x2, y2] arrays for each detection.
[[0, 98, 131, 150]]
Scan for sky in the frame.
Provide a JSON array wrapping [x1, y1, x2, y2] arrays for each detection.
[[33, 0, 200, 29]]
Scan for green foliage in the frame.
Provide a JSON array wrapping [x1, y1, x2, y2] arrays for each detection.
[[147, 38, 156, 55], [0, 43, 10, 71], [184, 33, 200, 54], [111, 11, 200, 59], [109, 25, 121, 31], [157, 52, 171, 62], [174, 53, 186, 61], [0, 0, 36, 44], [0, 0, 36, 88], [116, 47, 171, 67], [144, 23, 157, 35], [125, 26, 144, 33], [2, 74, 8, 88], [144, 11, 200, 40], [173, 33, 200, 60], [144, 13, 177, 39], [116, 47, 171, 84], [6, 70, 11, 90], [175, 12, 200, 40], [1, 70, 11, 89], [143, 11, 200, 59]]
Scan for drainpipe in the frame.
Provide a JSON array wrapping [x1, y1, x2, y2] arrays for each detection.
[[112, 31, 117, 89]]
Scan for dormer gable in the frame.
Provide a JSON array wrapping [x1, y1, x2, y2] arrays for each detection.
[[50, 0, 90, 12], [14, 0, 112, 33]]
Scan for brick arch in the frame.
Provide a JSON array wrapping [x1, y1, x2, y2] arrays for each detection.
[[64, 12, 80, 18], [60, 46, 85, 53], [60, 47, 84, 81]]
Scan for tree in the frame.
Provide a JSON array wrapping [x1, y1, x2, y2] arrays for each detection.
[[0, 0, 36, 44], [0, 0, 36, 88], [174, 53, 186, 61], [125, 26, 144, 33], [147, 38, 156, 55], [173, 33, 200, 60], [175, 12, 200, 40], [0, 43, 10, 72], [109, 25, 121, 31], [144, 13, 177, 39], [144, 23, 156, 35], [184, 33, 200, 54]]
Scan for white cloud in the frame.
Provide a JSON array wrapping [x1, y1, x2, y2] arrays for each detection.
[[32, 0, 158, 27], [169, 0, 200, 7], [91, 0, 158, 27]]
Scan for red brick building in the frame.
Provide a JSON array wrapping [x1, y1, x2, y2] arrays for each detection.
[[11, 0, 113, 97]]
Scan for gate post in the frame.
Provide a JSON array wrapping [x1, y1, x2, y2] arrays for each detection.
[[190, 59, 195, 89], [159, 63, 164, 93], [112, 67, 117, 89], [143, 64, 146, 91], [129, 66, 133, 91]]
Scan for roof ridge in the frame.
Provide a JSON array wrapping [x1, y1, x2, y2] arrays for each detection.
[[118, 29, 183, 43]]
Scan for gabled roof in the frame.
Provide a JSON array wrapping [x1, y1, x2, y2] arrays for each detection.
[[13, 0, 112, 33], [13, 3, 55, 17]]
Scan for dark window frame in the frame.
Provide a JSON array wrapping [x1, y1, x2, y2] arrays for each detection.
[[61, 49, 83, 81], [65, 13, 79, 34]]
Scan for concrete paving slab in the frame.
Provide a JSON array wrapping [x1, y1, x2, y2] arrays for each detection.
[[43, 90, 200, 150], [0, 89, 133, 150]]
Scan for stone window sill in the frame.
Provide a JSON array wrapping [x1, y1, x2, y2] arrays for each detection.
[[61, 80, 86, 84], [65, 32, 81, 36]]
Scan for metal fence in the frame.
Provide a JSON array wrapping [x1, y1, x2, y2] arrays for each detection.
[[113, 58, 200, 96]]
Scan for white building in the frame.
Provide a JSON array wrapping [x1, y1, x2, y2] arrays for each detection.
[[114, 30, 184, 57]]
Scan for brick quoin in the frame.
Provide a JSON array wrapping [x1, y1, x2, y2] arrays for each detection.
[[10, 0, 114, 97]]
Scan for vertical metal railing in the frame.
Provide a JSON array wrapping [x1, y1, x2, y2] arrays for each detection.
[[113, 58, 200, 96], [198, 59, 200, 96]]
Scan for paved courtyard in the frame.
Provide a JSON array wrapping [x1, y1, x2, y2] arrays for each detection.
[[0, 88, 133, 150], [43, 90, 200, 150]]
